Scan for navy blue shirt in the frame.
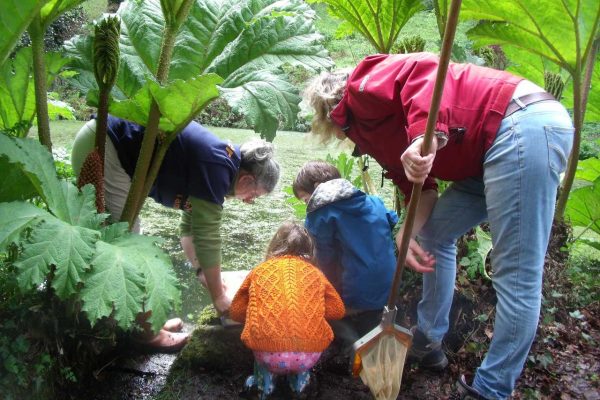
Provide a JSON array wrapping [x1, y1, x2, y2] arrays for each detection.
[[106, 115, 241, 209]]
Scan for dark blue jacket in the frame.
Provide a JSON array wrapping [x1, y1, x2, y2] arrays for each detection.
[[305, 179, 398, 310], [106, 115, 241, 209]]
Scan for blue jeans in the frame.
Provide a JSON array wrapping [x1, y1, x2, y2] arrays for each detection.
[[416, 100, 573, 399]]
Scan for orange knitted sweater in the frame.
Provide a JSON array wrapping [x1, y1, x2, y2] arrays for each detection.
[[229, 255, 345, 353]]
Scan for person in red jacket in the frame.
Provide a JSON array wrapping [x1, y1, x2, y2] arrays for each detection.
[[230, 221, 345, 399], [303, 53, 574, 400]]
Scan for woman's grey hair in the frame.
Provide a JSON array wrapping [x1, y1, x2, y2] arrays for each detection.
[[240, 139, 280, 193], [303, 69, 351, 143]]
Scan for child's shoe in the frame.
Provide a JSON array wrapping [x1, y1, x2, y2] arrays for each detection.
[[289, 372, 318, 399], [242, 370, 277, 400]]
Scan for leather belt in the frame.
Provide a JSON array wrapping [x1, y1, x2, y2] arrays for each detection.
[[504, 92, 556, 118]]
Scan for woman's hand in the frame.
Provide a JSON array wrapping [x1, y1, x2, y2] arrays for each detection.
[[396, 223, 436, 274], [214, 293, 232, 315], [401, 136, 437, 184], [404, 238, 436, 273]]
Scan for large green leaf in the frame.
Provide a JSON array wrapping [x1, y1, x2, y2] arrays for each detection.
[[586, 60, 600, 122], [0, 136, 102, 227], [0, 0, 44, 65], [462, 0, 599, 72], [576, 157, 600, 183], [80, 240, 146, 329], [63, 183, 107, 230], [108, 234, 181, 332], [0, 201, 49, 251], [0, 135, 57, 204], [65, 0, 333, 139], [0, 48, 36, 136], [0, 48, 72, 137], [566, 178, 600, 236], [107, 74, 223, 133], [307, 0, 423, 53], [207, 11, 332, 79], [503, 47, 600, 123], [221, 69, 300, 141], [15, 218, 99, 298], [0, 157, 38, 202], [150, 74, 222, 132]]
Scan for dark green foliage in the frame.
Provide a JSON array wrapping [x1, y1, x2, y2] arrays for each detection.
[[195, 98, 246, 129], [567, 254, 600, 305], [580, 140, 600, 160], [15, 8, 87, 55], [580, 124, 600, 160]]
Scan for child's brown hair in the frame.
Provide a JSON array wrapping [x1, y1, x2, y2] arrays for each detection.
[[292, 160, 341, 199], [265, 221, 315, 264]]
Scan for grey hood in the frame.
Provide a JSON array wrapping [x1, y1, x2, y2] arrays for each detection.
[[307, 178, 358, 213]]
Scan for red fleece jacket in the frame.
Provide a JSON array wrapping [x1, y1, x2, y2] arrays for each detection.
[[330, 52, 523, 201]]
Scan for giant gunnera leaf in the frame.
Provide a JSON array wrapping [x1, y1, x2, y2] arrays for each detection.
[[0, 0, 42, 65], [0, 135, 104, 228], [0, 135, 180, 332], [81, 233, 181, 331], [461, 0, 600, 122], [64, 0, 334, 141]]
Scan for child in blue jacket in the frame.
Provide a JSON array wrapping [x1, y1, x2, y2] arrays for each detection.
[[293, 160, 398, 350]]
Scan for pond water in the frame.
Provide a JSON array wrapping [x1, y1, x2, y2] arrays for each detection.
[[138, 128, 396, 324]]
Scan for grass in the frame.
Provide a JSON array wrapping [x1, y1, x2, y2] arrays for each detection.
[[313, 6, 476, 68], [30, 120, 84, 150], [81, 0, 108, 21]]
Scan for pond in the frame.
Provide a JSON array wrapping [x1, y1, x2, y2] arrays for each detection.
[[138, 127, 396, 325]]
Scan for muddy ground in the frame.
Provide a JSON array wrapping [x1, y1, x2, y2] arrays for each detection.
[[73, 278, 600, 400]]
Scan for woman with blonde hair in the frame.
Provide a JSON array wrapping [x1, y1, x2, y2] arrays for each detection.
[[304, 52, 574, 400]]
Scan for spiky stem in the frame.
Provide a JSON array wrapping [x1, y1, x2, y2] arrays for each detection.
[[29, 17, 52, 151], [555, 39, 598, 219], [120, 0, 194, 229]]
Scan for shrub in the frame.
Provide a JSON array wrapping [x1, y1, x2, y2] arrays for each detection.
[[16, 8, 88, 54], [195, 98, 247, 129]]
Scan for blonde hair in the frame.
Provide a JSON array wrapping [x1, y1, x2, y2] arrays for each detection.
[[265, 221, 315, 264], [303, 69, 351, 143]]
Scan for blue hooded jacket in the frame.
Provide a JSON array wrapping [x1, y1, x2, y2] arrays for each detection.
[[305, 179, 398, 311]]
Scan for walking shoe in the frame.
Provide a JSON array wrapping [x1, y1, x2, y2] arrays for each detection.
[[449, 375, 490, 400], [407, 327, 448, 371]]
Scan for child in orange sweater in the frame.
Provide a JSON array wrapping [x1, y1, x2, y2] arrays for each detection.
[[230, 221, 345, 399]]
